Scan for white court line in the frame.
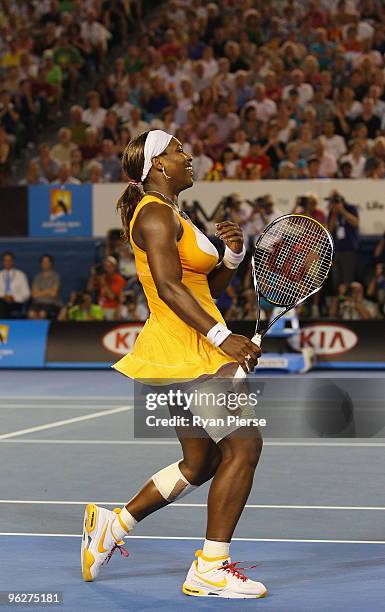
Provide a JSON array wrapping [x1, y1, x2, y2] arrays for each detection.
[[0, 406, 132, 440], [0, 500, 384, 511], [0, 532, 384, 544], [1, 439, 385, 447]]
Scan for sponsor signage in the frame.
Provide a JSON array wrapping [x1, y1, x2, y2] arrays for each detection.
[[102, 324, 144, 355], [0, 320, 49, 367], [287, 323, 358, 356], [28, 184, 92, 237]]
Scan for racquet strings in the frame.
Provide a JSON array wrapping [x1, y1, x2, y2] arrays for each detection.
[[253, 215, 333, 307]]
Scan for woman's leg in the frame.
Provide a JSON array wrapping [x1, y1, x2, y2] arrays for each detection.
[[124, 434, 221, 521], [206, 426, 263, 542]]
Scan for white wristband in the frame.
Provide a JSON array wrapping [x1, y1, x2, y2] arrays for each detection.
[[206, 322, 232, 347], [222, 245, 246, 269]]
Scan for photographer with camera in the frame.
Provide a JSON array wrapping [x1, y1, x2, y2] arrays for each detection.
[[57, 291, 104, 321], [340, 282, 378, 321], [327, 189, 359, 287], [292, 193, 325, 225], [244, 194, 282, 244]]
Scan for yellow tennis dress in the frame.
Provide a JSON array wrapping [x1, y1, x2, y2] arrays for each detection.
[[113, 194, 236, 383]]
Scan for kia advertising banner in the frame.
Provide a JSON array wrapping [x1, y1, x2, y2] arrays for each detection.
[[42, 320, 385, 369], [28, 184, 93, 237], [46, 321, 144, 367]]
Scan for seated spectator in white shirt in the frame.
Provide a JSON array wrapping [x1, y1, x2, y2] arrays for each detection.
[[51, 162, 81, 185], [162, 57, 184, 96], [51, 127, 77, 164], [123, 107, 149, 139], [98, 139, 121, 181], [282, 69, 314, 106], [221, 147, 240, 178], [111, 87, 133, 124], [201, 45, 218, 79], [230, 129, 250, 157], [243, 83, 277, 123], [81, 9, 111, 59], [191, 140, 213, 180], [0, 251, 30, 318], [87, 160, 104, 183], [206, 100, 240, 142], [320, 120, 347, 160], [82, 91, 107, 131], [340, 139, 366, 178], [315, 138, 337, 177]]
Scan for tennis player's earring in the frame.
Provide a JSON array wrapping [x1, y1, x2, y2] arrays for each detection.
[[162, 166, 171, 179]]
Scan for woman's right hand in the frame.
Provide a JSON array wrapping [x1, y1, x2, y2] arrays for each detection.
[[220, 333, 261, 373]]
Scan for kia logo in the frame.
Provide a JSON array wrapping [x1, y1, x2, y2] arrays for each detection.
[[287, 323, 357, 356], [102, 324, 144, 355]]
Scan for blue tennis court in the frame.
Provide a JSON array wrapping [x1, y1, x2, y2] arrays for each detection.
[[1, 370, 385, 611]]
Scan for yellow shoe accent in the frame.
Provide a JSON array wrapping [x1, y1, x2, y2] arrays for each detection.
[[114, 507, 129, 532], [195, 549, 229, 563], [82, 549, 95, 582], [98, 524, 109, 553], [182, 583, 205, 596], [197, 575, 227, 588], [85, 504, 97, 534]]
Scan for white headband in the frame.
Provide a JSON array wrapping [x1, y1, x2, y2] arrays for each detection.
[[141, 130, 173, 182]]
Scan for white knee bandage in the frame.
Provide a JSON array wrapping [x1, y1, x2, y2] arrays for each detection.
[[152, 460, 197, 502]]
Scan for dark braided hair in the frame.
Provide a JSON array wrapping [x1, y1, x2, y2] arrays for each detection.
[[116, 131, 150, 242]]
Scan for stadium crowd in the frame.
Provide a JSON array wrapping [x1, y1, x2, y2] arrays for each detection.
[[1, 189, 384, 321], [2, 0, 385, 183], [0, 0, 385, 323]]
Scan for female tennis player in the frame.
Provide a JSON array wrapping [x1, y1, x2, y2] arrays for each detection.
[[81, 130, 267, 599]]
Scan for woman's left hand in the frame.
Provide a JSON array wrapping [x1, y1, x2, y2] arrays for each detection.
[[215, 221, 244, 254]]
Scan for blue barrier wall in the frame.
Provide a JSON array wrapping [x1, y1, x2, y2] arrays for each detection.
[[0, 238, 103, 302]]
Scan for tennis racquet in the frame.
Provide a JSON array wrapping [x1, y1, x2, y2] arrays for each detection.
[[234, 213, 334, 380]]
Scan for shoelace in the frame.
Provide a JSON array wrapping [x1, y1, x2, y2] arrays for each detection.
[[104, 543, 129, 565], [219, 561, 258, 582]]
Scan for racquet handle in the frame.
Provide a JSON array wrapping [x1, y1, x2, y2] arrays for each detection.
[[233, 333, 262, 380]]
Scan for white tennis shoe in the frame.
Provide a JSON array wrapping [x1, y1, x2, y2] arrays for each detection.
[[182, 550, 267, 599], [81, 503, 128, 581]]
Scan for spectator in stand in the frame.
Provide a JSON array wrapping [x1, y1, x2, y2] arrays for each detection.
[[283, 68, 314, 105], [340, 139, 366, 178], [205, 100, 240, 143], [19, 160, 48, 185], [0, 90, 20, 146], [87, 256, 126, 321], [59, 291, 104, 321], [0, 251, 30, 318], [80, 9, 111, 66], [80, 127, 102, 161], [367, 263, 385, 317], [98, 139, 120, 181], [340, 282, 378, 320], [102, 110, 119, 143], [364, 157, 385, 178], [320, 120, 347, 160], [69, 105, 88, 146], [124, 107, 149, 140], [240, 139, 271, 179], [51, 127, 77, 164], [230, 129, 250, 158], [30, 142, 55, 180], [306, 156, 323, 178], [53, 34, 82, 99], [191, 140, 213, 181], [244, 83, 277, 122], [293, 193, 326, 224], [70, 148, 87, 183], [117, 291, 149, 322], [314, 138, 337, 177], [87, 160, 104, 183], [51, 161, 81, 185], [111, 87, 133, 124], [28, 254, 61, 319], [352, 96, 381, 139], [82, 91, 106, 131], [327, 190, 359, 287], [0, 126, 11, 185]]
